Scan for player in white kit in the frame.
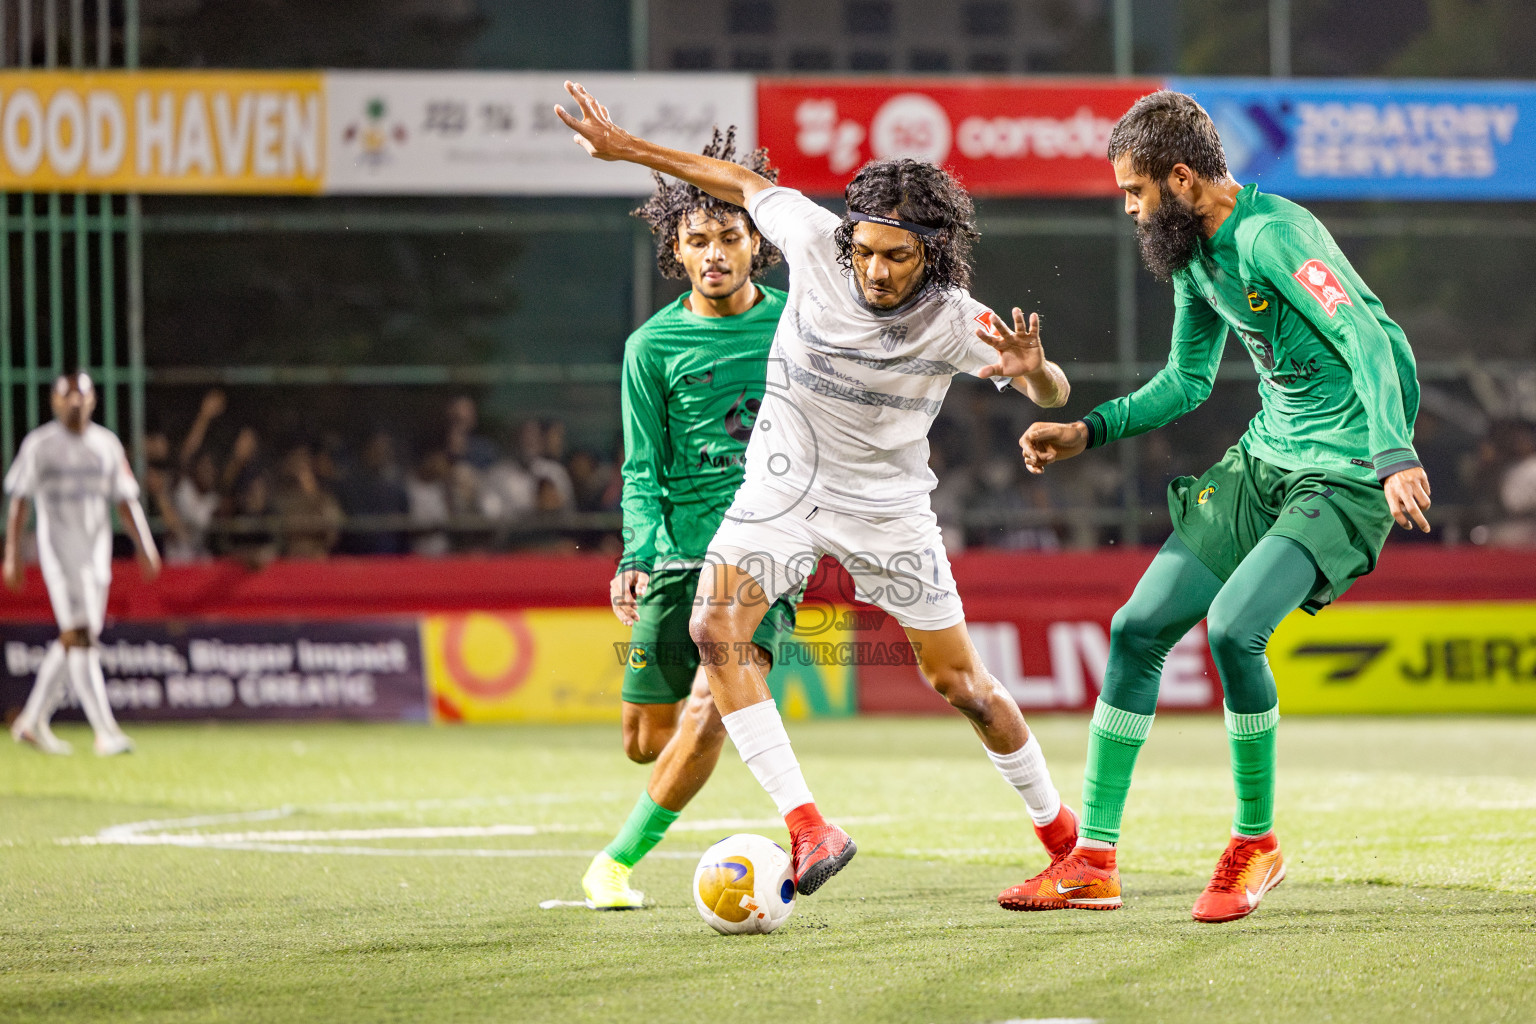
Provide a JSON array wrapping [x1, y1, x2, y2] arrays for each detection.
[[558, 82, 1080, 899], [5, 372, 161, 756]]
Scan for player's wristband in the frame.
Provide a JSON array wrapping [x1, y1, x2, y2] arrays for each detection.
[[1372, 449, 1421, 482], [1082, 413, 1107, 450]]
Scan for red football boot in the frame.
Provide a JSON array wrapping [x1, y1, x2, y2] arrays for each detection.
[[790, 822, 857, 896], [1191, 832, 1286, 923]]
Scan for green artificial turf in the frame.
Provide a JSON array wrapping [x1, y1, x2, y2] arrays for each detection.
[[2, 716, 1533, 1023]]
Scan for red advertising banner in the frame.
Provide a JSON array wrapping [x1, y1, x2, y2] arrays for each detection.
[[851, 602, 1217, 715], [756, 78, 1161, 197]]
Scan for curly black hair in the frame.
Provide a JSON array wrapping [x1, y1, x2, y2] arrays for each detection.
[[835, 159, 980, 291], [630, 126, 782, 281]]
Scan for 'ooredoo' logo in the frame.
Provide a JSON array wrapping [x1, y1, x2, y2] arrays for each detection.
[[869, 93, 952, 164], [956, 106, 1115, 160], [795, 93, 954, 174]]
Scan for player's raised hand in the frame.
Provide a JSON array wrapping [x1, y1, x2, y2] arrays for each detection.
[[610, 568, 650, 626], [1019, 420, 1089, 475], [555, 81, 631, 161], [1384, 466, 1432, 532], [975, 308, 1044, 380]]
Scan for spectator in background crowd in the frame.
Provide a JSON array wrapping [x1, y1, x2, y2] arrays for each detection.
[[140, 426, 192, 561], [444, 395, 498, 471], [313, 430, 350, 492], [220, 425, 261, 503], [514, 419, 575, 510], [567, 449, 617, 512], [1485, 421, 1536, 546], [970, 457, 1060, 551], [168, 389, 229, 562], [596, 434, 624, 512], [336, 429, 409, 555], [172, 452, 221, 561], [215, 469, 277, 569], [509, 476, 579, 554], [271, 443, 344, 559], [481, 447, 537, 522], [446, 453, 493, 553], [405, 447, 453, 557]]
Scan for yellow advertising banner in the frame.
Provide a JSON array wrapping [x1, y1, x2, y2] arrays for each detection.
[[0, 71, 323, 193], [1271, 602, 1536, 713], [421, 607, 857, 724]]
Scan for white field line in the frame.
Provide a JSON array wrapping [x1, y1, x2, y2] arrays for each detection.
[[91, 840, 699, 860], [61, 805, 964, 858]]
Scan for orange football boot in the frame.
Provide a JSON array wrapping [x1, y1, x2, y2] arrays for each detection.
[[1034, 804, 1080, 864], [1191, 832, 1286, 923], [998, 849, 1122, 911]]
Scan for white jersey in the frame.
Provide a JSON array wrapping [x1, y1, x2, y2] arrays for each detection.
[[743, 186, 1009, 516], [5, 421, 137, 586]]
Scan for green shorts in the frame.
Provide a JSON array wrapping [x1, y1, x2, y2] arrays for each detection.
[[1168, 443, 1394, 613], [621, 569, 802, 705]]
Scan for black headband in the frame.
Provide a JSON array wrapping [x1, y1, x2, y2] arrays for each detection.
[[847, 210, 942, 238]]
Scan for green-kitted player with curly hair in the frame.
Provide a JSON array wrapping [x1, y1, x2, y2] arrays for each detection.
[[581, 128, 797, 910]]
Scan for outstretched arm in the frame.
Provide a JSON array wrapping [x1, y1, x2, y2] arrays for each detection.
[[975, 308, 1070, 408], [554, 81, 774, 209], [180, 388, 226, 472]]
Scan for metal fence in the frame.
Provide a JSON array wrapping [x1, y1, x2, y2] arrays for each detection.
[[0, 0, 144, 471]]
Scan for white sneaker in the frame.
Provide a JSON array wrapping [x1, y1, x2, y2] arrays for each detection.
[[94, 731, 135, 757], [11, 719, 73, 756]]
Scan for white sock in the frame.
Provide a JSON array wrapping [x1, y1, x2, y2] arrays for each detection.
[[1077, 837, 1115, 851], [17, 641, 66, 730], [987, 734, 1062, 827], [66, 647, 121, 739], [721, 699, 815, 817]]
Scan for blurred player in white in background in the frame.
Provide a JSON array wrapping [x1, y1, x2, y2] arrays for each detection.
[[5, 372, 161, 756]]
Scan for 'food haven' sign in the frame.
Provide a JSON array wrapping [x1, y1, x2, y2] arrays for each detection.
[[0, 72, 323, 192]]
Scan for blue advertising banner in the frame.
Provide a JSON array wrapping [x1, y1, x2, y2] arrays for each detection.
[[1, 621, 428, 722], [1168, 78, 1536, 200]]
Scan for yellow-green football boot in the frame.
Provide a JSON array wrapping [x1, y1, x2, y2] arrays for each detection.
[[581, 852, 645, 910]]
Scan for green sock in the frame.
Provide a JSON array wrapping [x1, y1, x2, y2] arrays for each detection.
[[603, 792, 681, 868], [1081, 699, 1156, 845], [1225, 704, 1279, 836]]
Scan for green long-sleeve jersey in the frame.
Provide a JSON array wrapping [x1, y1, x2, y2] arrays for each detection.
[[1084, 184, 1421, 484], [619, 285, 786, 574]]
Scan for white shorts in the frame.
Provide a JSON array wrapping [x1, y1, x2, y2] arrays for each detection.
[[708, 485, 964, 632], [41, 559, 108, 635]]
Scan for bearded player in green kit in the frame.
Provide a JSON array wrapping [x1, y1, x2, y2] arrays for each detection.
[[581, 130, 797, 910], [1003, 91, 1432, 922]]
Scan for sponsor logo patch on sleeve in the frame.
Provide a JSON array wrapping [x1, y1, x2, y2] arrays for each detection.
[[973, 309, 998, 332], [1292, 259, 1353, 318]]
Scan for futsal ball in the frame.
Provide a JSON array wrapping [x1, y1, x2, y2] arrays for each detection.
[[692, 833, 796, 935]]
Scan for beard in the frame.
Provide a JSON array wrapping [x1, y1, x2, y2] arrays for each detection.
[[1135, 183, 1202, 281]]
